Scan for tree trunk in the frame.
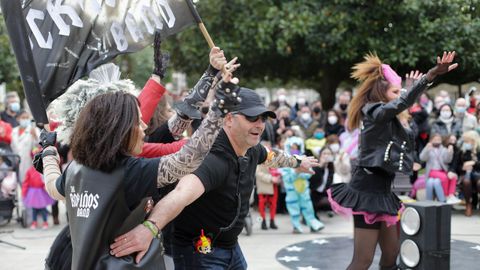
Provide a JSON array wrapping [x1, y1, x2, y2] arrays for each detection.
[[317, 68, 347, 110]]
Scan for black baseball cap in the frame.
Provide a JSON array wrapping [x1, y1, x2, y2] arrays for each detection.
[[235, 88, 276, 119]]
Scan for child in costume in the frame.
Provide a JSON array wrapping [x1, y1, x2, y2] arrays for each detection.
[[279, 141, 325, 233]]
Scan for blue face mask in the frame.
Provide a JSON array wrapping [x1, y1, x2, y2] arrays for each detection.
[[9, 102, 20, 113], [463, 143, 473, 151], [314, 132, 325, 140], [456, 107, 466, 114], [19, 119, 31, 129]]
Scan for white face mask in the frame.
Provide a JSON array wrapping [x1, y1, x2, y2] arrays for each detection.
[[301, 112, 311, 122], [440, 111, 452, 120], [19, 119, 31, 128], [297, 98, 306, 106], [278, 95, 286, 102], [326, 156, 334, 163], [329, 143, 340, 153], [328, 116, 338, 125]]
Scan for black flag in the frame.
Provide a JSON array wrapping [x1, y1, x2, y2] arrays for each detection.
[[2, 0, 196, 123]]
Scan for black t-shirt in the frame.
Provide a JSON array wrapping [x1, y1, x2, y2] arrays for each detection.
[[173, 130, 267, 249], [56, 156, 160, 210]]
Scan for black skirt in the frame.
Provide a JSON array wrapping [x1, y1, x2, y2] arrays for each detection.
[[328, 166, 402, 216]]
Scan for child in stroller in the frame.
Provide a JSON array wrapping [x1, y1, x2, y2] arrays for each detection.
[[0, 148, 18, 226]]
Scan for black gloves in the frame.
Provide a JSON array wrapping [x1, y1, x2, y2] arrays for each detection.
[[33, 129, 57, 174], [152, 31, 170, 79], [39, 129, 57, 148], [211, 79, 242, 117], [175, 66, 220, 119]]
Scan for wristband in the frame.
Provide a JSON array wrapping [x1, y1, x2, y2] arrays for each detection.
[[42, 149, 57, 158], [142, 220, 159, 238], [293, 155, 302, 168]]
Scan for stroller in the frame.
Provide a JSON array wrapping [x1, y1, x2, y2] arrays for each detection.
[[0, 145, 26, 227]]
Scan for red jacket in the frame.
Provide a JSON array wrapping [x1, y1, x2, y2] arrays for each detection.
[[21, 166, 44, 197], [0, 120, 12, 144], [137, 79, 186, 158]]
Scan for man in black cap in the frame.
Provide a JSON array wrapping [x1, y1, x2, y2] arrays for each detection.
[[111, 88, 320, 269]]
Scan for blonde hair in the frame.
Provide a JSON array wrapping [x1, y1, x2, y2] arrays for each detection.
[[347, 53, 390, 130], [463, 130, 480, 152]]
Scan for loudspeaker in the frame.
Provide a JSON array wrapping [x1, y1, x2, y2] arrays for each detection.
[[398, 201, 451, 270]]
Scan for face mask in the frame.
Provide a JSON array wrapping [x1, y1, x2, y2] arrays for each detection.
[[278, 95, 286, 102], [9, 102, 20, 112], [301, 113, 311, 122], [290, 149, 301, 156], [328, 116, 338, 125], [432, 143, 441, 148], [326, 156, 334, 163], [19, 119, 31, 128], [420, 97, 429, 105], [440, 111, 452, 120], [297, 98, 306, 106], [339, 104, 348, 111], [463, 143, 473, 151], [314, 132, 325, 140], [444, 97, 451, 105], [456, 107, 466, 114], [313, 107, 321, 114], [329, 143, 340, 153]]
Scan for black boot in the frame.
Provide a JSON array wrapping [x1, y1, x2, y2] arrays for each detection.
[[261, 219, 268, 230], [270, 219, 278, 229]]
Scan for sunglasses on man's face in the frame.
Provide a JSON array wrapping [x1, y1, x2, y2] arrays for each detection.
[[234, 113, 269, 123]]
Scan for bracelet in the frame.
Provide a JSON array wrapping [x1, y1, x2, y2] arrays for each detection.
[[147, 219, 160, 232], [142, 220, 159, 238]]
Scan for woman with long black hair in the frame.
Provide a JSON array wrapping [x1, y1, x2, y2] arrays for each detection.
[[327, 51, 457, 270]]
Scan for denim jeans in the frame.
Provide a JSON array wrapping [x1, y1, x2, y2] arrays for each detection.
[[172, 242, 247, 270], [32, 207, 48, 222], [426, 178, 446, 202]]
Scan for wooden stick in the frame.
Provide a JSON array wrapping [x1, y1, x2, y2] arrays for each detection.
[[198, 22, 215, 49]]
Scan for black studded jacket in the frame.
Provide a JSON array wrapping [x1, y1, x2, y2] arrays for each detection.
[[357, 76, 431, 175]]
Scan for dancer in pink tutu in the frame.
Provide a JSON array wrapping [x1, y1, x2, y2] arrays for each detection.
[[22, 147, 55, 229], [327, 51, 457, 270]]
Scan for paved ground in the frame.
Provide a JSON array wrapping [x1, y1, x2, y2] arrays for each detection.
[[1, 203, 479, 269]]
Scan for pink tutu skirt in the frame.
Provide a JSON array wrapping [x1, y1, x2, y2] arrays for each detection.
[[327, 167, 404, 227], [23, 187, 55, 209]]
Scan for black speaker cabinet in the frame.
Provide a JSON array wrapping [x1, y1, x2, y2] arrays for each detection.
[[398, 201, 451, 270]]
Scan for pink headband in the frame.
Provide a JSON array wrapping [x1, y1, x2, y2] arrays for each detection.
[[381, 64, 402, 88]]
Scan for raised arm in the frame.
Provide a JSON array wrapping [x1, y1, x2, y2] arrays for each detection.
[[364, 51, 458, 123], [156, 73, 241, 187]]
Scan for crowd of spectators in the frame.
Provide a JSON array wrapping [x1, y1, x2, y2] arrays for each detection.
[[255, 86, 480, 229]]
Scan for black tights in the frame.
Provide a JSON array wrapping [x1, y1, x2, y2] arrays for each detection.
[[347, 215, 399, 270]]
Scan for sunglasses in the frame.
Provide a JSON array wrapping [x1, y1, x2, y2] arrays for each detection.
[[233, 112, 269, 123]]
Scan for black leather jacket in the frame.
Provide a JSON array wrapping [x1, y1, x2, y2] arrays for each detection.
[[357, 76, 431, 175]]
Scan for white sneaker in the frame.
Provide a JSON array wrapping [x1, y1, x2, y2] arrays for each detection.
[[446, 196, 461, 205]]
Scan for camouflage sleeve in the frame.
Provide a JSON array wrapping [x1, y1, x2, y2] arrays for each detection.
[[157, 109, 223, 187], [261, 147, 299, 168]]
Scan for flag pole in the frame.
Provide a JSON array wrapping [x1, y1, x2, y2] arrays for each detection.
[[185, 0, 215, 48], [0, 0, 48, 125]]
